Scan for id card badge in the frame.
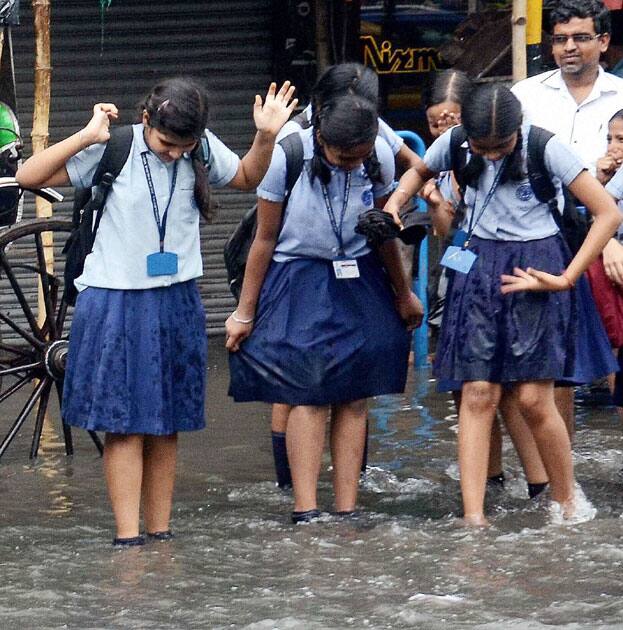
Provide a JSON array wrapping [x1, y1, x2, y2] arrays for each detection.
[[333, 258, 360, 279], [440, 246, 477, 274], [147, 251, 178, 277]]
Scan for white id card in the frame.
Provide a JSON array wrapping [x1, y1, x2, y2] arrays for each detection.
[[333, 259, 360, 279]]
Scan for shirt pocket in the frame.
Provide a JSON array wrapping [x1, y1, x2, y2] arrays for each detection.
[[177, 185, 199, 223]]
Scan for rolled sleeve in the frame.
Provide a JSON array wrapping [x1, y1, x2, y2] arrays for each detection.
[[422, 130, 453, 174], [543, 134, 587, 186], [204, 129, 240, 188], [65, 142, 106, 189], [257, 143, 287, 203], [373, 137, 396, 198], [378, 118, 404, 156]]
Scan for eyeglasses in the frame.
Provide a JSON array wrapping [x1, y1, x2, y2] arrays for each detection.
[[551, 33, 602, 46]]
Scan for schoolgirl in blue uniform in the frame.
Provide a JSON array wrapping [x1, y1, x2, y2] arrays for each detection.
[[269, 62, 423, 492], [384, 85, 622, 526], [16, 77, 297, 545], [227, 93, 423, 522]]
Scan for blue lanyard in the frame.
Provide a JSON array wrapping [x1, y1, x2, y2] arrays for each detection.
[[141, 153, 178, 252], [464, 156, 507, 248], [321, 172, 351, 256]]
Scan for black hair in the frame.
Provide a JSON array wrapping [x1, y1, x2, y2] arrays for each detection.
[[140, 77, 212, 221], [460, 84, 524, 186], [422, 69, 473, 111], [550, 0, 611, 36], [311, 62, 379, 114], [311, 93, 380, 185], [609, 108, 623, 125]]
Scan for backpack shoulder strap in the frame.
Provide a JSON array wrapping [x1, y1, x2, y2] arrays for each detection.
[[91, 124, 135, 187], [291, 109, 311, 130], [278, 131, 305, 200], [449, 125, 468, 191], [527, 125, 556, 203]]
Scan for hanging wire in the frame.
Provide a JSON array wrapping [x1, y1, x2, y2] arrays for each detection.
[[100, 0, 113, 55]]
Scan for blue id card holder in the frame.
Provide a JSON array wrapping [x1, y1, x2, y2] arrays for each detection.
[[440, 246, 477, 274], [147, 251, 178, 276]]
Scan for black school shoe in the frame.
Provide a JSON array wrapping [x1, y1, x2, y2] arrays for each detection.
[[146, 530, 174, 541], [112, 535, 145, 547], [291, 509, 321, 524]]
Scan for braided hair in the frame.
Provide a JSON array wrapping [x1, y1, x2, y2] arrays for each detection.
[[140, 77, 212, 221]]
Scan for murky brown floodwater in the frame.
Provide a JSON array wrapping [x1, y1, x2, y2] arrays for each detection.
[[1, 338, 623, 629]]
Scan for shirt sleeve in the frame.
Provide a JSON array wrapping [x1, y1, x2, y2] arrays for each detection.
[[378, 118, 404, 156], [65, 142, 107, 189], [204, 129, 241, 188], [372, 137, 396, 198], [606, 166, 623, 201], [543, 133, 587, 186], [422, 129, 453, 174], [256, 143, 287, 203]]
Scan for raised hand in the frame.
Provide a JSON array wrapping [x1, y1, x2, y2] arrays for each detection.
[[253, 81, 298, 136], [500, 266, 572, 294], [81, 103, 119, 146], [436, 109, 461, 136]]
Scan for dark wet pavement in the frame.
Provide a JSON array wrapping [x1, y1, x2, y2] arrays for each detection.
[[1, 338, 623, 629]]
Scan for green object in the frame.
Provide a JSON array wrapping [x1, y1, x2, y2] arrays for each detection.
[[0, 101, 20, 153]]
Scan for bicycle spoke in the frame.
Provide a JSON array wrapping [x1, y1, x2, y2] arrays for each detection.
[[0, 377, 48, 460], [34, 232, 58, 340], [0, 310, 44, 349], [0, 374, 32, 405], [0, 361, 43, 377], [0, 342, 32, 358], [0, 250, 45, 342], [30, 378, 52, 459]]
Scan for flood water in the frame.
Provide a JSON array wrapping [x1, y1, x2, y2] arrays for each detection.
[[1, 338, 623, 629]]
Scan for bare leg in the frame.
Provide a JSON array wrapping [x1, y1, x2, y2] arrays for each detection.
[[271, 404, 291, 433], [515, 381, 575, 511], [458, 381, 502, 525], [330, 399, 367, 512], [498, 390, 548, 485], [142, 433, 178, 534], [287, 405, 328, 512], [554, 386, 575, 442], [488, 416, 503, 479], [104, 433, 144, 539]]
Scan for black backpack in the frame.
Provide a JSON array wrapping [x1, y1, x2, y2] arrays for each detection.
[[62, 125, 211, 306], [448, 124, 589, 254], [223, 132, 305, 302]]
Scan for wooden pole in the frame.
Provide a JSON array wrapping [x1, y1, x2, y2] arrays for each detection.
[[31, 0, 53, 328], [512, 0, 528, 82]]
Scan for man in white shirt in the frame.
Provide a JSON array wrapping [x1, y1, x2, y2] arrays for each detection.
[[512, 0, 623, 428]]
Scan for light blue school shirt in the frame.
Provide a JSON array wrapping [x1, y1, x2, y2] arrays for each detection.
[[258, 126, 395, 262], [423, 124, 586, 241], [277, 104, 404, 156], [604, 172, 623, 242], [66, 123, 239, 290]]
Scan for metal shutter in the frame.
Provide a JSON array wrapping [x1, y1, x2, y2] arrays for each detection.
[[8, 0, 272, 336]]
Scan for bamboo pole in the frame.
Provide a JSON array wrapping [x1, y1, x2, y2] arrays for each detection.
[[526, 0, 543, 76], [31, 0, 53, 329], [512, 0, 528, 82]]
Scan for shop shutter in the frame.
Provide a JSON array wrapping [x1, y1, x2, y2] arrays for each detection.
[[6, 0, 272, 338]]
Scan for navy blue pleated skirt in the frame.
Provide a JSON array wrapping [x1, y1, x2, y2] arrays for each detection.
[[556, 274, 618, 385], [434, 234, 576, 383], [228, 252, 411, 405], [62, 280, 207, 435]]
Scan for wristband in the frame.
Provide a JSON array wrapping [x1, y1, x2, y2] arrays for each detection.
[[231, 310, 254, 324]]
